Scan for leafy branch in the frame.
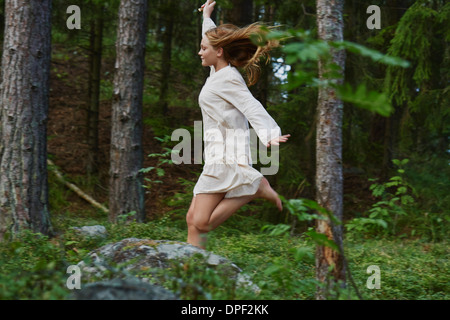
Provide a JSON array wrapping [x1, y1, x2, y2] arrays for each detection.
[[262, 28, 410, 117]]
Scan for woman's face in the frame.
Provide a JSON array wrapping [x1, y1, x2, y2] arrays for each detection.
[[198, 36, 220, 67]]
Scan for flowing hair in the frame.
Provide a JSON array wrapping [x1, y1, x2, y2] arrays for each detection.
[[205, 23, 279, 86]]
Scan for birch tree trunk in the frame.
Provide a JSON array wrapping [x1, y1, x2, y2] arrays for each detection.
[[0, 0, 53, 239], [315, 0, 346, 299], [109, 0, 148, 223]]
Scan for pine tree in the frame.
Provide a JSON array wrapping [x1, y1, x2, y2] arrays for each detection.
[[0, 0, 53, 239], [109, 0, 148, 223]]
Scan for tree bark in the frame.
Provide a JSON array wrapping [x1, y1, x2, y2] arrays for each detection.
[[0, 0, 53, 239], [109, 0, 148, 223], [315, 0, 346, 299]]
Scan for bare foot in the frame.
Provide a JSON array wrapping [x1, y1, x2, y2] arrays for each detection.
[[256, 178, 282, 211]]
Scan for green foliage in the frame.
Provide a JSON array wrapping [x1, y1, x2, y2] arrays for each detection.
[[333, 41, 410, 68], [267, 28, 409, 117], [348, 239, 449, 300], [261, 197, 338, 237], [337, 83, 392, 117], [304, 228, 339, 251], [140, 135, 176, 189], [0, 208, 448, 300], [0, 231, 70, 300], [399, 154, 450, 242], [165, 177, 197, 220], [385, 0, 448, 105], [146, 254, 254, 300], [259, 198, 351, 298], [346, 159, 418, 238]]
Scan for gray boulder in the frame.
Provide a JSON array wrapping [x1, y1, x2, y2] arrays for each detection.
[[77, 238, 260, 295], [72, 225, 107, 239]]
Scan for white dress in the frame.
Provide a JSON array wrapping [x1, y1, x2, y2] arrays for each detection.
[[193, 18, 282, 199]]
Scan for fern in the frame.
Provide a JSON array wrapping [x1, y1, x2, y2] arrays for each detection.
[[346, 159, 417, 237]]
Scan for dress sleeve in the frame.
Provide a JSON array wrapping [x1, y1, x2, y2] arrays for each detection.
[[202, 17, 216, 37], [213, 74, 282, 147], [202, 18, 217, 76]]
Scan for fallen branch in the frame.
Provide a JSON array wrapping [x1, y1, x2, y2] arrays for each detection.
[[47, 159, 109, 214]]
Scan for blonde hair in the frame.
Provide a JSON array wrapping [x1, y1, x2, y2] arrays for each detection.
[[205, 23, 279, 86]]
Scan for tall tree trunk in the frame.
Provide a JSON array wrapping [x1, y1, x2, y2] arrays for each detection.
[[109, 0, 148, 223], [86, 3, 104, 175], [315, 0, 346, 299], [0, 0, 52, 239]]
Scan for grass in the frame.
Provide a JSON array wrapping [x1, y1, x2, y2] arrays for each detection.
[[208, 217, 449, 300], [0, 168, 448, 300], [346, 239, 449, 300], [0, 200, 448, 300]]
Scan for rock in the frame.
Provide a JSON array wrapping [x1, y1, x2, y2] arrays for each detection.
[[73, 278, 179, 300], [72, 225, 107, 239], [77, 238, 260, 295]]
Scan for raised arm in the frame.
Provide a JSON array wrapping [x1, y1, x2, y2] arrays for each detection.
[[200, 0, 216, 19], [200, 1, 217, 75], [201, 0, 216, 37]]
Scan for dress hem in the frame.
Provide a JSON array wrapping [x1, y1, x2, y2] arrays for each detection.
[[193, 175, 263, 199]]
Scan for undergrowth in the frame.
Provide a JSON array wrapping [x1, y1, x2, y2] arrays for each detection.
[[0, 206, 448, 300], [0, 159, 448, 300]]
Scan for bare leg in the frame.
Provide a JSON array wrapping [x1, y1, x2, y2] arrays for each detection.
[[255, 177, 283, 211], [208, 194, 256, 230], [186, 196, 197, 243], [208, 177, 282, 230], [186, 192, 225, 249], [186, 178, 281, 247]]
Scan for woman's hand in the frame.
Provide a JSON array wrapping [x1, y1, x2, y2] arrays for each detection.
[[200, 0, 216, 19], [267, 134, 291, 148]]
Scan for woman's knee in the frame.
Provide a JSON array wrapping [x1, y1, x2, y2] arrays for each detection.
[[186, 193, 223, 232], [186, 209, 208, 232], [186, 209, 193, 226], [187, 212, 210, 233], [186, 196, 196, 225]]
